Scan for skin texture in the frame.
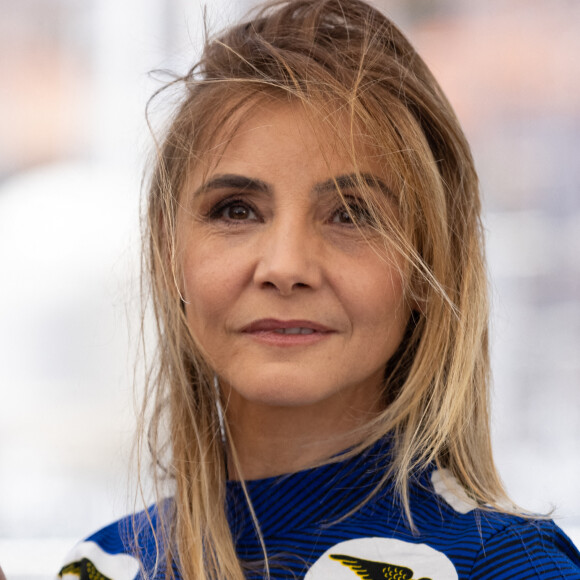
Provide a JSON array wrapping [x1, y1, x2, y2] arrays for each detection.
[[177, 103, 411, 478]]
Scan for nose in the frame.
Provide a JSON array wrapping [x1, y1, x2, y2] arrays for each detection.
[[253, 217, 322, 295]]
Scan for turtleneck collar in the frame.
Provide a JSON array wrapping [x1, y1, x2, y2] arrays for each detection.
[[226, 438, 395, 540]]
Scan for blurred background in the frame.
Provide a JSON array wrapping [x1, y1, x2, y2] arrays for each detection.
[[0, 0, 578, 577]]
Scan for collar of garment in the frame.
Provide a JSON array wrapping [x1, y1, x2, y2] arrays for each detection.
[[225, 437, 410, 539]]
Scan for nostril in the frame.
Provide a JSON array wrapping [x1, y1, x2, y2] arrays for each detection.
[[259, 280, 311, 294]]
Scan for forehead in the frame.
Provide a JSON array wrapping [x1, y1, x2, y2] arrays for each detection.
[[186, 98, 392, 191]]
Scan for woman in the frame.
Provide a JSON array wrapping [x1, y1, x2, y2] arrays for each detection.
[[59, 0, 580, 579]]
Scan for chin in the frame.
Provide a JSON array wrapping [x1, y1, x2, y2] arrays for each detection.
[[240, 385, 329, 408], [223, 373, 337, 409]]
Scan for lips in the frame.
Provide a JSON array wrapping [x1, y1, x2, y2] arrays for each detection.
[[241, 319, 333, 333], [241, 319, 335, 346]]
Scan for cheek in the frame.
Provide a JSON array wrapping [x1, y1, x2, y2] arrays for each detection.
[[180, 242, 245, 328], [182, 258, 223, 323], [346, 261, 409, 340]]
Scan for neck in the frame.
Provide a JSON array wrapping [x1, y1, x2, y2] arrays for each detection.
[[224, 392, 381, 480]]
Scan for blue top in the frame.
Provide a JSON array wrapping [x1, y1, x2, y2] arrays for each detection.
[[58, 441, 580, 579]]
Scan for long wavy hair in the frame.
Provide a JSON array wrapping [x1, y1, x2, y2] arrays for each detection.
[[138, 0, 508, 578]]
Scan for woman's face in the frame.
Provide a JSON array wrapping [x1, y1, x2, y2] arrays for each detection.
[[177, 102, 410, 414]]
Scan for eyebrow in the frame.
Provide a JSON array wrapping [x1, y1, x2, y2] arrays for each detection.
[[191, 174, 270, 198], [313, 173, 393, 197], [190, 172, 392, 199]]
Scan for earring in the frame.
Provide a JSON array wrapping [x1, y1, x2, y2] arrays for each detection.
[[213, 374, 226, 444]]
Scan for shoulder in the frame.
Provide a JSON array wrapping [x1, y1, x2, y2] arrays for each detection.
[[469, 517, 580, 579], [417, 467, 580, 579], [57, 506, 164, 580]]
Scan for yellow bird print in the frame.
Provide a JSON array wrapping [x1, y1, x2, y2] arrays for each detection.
[[59, 558, 112, 580], [330, 553, 432, 580]]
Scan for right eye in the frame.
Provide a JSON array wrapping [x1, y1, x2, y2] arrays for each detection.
[[209, 199, 259, 222]]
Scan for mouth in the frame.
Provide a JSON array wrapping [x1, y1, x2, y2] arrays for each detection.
[[241, 319, 334, 345], [272, 327, 315, 335], [242, 319, 333, 333]]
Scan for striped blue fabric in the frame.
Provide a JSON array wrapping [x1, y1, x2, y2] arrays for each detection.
[[59, 441, 580, 579]]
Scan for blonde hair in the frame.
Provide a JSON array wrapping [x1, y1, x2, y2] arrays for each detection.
[[139, 0, 508, 578]]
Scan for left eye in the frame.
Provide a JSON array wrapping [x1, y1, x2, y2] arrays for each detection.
[[331, 199, 372, 225]]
